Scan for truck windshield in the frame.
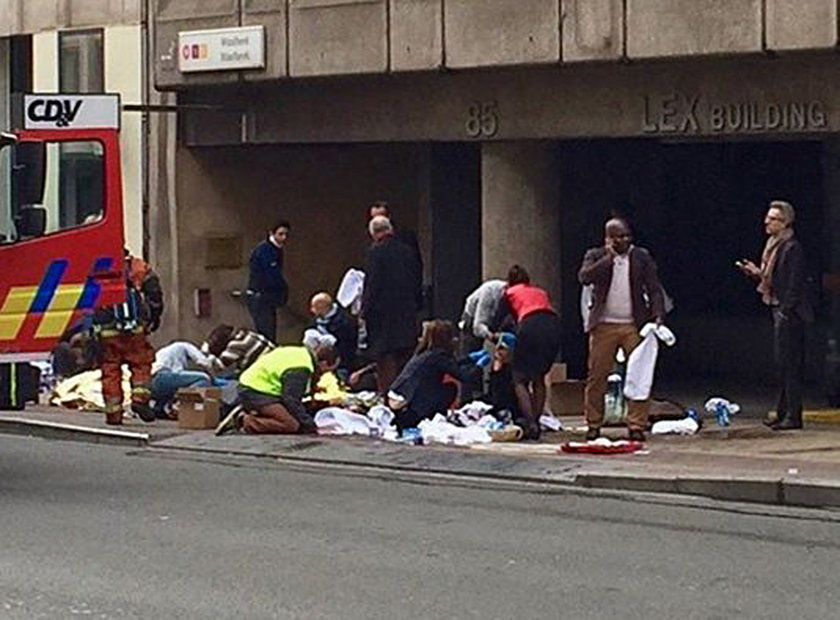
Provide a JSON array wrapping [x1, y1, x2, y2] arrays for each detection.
[[1, 138, 104, 243]]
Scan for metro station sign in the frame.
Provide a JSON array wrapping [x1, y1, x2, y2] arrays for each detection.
[[178, 26, 265, 73]]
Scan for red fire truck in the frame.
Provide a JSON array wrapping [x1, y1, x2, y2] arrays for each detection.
[[0, 94, 127, 404]]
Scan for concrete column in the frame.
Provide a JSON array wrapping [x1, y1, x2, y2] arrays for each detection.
[[822, 139, 840, 331], [481, 141, 561, 303]]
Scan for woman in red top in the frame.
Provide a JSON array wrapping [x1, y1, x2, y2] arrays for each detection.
[[495, 265, 561, 440]]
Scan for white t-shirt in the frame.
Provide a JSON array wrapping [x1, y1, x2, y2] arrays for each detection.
[[153, 342, 213, 375], [602, 252, 633, 324]]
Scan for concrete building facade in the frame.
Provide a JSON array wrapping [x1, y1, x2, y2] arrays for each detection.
[[60, 2, 840, 384]]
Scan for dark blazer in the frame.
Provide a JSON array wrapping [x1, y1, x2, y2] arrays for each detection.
[[578, 246, 665, 333], [772, 237, 814, 323], [248, 240, 288, 306], [392, 222, 423, 306], [362, 236, 422, 354]]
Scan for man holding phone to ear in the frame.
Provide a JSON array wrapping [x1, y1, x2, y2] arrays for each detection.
[[737, 200, 814, 430]]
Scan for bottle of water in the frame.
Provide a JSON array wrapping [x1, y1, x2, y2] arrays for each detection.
[[715, 402, 730, 427]]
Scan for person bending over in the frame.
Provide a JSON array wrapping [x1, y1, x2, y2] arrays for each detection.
[[388, 320, 466, 432], [215, 344, 337, 435], [493, 265, 561, 441]]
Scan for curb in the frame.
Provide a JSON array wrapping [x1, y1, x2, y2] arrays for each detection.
[[4, 418, 840, 510], [576, 473, 840, 509], [0, 417, 149, 447]]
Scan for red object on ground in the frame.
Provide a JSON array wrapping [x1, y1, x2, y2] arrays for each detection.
[[559, 441, 645, 454]]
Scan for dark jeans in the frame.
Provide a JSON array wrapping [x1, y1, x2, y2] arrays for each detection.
[[773, 309, 806, 426], [247, 295, 278, 343], [150, 370, 212, 415]]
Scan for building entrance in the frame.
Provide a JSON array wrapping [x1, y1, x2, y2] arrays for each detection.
[[559, 138, 833, 393]]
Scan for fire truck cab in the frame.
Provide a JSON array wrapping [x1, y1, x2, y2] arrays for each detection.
[[0, 94, 127, 365]]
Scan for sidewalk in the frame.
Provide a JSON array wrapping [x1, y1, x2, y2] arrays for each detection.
[[2, 405, 840, 509]]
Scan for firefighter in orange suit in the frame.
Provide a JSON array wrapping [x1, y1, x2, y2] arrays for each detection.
[[94, 251, 164, 425]]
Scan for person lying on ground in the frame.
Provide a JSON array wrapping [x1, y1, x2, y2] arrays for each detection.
[[52, 321, 99, 379], [201, 324, 275, 377], [150, 341, 217, 418], [215, 343, 338, 436], [388, 320, 467, 432]]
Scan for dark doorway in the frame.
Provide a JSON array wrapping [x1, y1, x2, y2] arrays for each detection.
[[560, 138, 825, 384], [430, 143, 481, 322]]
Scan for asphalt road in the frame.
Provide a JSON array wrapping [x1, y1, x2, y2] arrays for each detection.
[[1, 436, 838, 619]]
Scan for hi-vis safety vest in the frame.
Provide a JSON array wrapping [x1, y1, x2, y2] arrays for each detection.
[[239, 346, 314, 396]]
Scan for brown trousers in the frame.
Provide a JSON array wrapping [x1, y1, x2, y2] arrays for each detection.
[[584, 323, 649, 431], [100, 332, 155, 415], [243, 403, 301, 434]]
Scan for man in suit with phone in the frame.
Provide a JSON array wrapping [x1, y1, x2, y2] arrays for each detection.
[[737, 200, 814, 430]]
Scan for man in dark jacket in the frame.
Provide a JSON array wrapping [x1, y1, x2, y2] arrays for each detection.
[[246, 221, 290, 342], [579, 218, 665, 441], [362, 216, 422, 393], [369, 201, 423, 307], [738, 200, 814, 430]]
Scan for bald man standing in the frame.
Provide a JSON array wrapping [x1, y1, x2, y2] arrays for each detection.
[[578, 218, 665, 441]]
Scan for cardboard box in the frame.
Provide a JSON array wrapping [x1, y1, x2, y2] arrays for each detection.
[[547, 380, 584, 416], [546, 362, 567, 384], [176, 387, 222, 430]]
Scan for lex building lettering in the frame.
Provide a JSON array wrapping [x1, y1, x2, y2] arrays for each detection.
[[642, 93, 829, 135]]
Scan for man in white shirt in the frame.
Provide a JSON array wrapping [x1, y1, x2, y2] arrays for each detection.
[[150, 341, 216, 418], [578, 218, 665, 441]]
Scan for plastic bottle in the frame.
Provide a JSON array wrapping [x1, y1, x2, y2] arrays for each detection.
[[715, 402, 730, 427]]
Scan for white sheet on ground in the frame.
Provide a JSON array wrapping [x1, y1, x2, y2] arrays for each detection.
[[418, 413, 492, 446], [651, 417, 699, 435], [539, 413, 563, 431], [314, 408, 373, 436], [51, 367, 132, 410]]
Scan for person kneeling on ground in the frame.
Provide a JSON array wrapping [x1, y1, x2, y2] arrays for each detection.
[[388, 320, 466, 433], [215, 343, 338, 435]]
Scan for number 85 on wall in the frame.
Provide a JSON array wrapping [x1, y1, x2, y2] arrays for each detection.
[[465, 101, 499, 138]]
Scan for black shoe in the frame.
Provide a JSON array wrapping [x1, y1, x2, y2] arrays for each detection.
[[215, 406, 243, 436], [627, 429, 646, 442], [585, 427, 600, 441], [762, 417, 777, 428], [131, 402, 156, 423], [515, 418, 541, 441]]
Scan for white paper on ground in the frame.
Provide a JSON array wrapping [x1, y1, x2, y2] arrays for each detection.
[[651, 417, 699, 435], [539, 413, 563, 431], [418, 414, 492, 446], [314, 407, 373, 436]]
